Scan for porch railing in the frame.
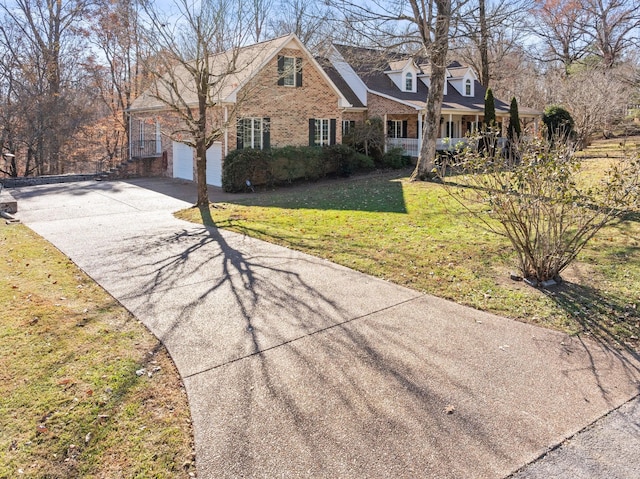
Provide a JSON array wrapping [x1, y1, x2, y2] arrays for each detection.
[[387, 138, 420, 157], [388, 136, 507, 156], [132, 140, 162, 159]]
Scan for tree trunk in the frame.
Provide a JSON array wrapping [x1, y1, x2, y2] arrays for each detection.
[[195, 89, 209, 207], [411, 0, 451, 180], [195, 137, 208, 207], [479, 0, 489, 88]]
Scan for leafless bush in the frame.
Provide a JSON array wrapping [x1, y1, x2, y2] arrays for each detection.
[[440, 135, 640, 283]]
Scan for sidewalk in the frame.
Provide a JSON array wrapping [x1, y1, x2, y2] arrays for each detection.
[[13, 178, 640, 478]]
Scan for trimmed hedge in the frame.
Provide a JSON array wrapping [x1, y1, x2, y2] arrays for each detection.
[[222, 145, 375, 192]]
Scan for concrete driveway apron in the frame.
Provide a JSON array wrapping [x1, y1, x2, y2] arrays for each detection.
[[12, 178, 640, 479]]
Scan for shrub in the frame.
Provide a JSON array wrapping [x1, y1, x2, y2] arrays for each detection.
[[355, 152, 375, 170], [222, 144, 371, 192], [379, 147, 410, 169], [350, 117, 385, 161], [440, 136, 640, 282], [270, 146, 325, 183], [543, 105, 575, 140], [222, 148, 272, 192], [322, 144, 358, 177]]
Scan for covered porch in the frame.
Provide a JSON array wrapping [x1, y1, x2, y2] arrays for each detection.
[[384, 109, 534, 157]]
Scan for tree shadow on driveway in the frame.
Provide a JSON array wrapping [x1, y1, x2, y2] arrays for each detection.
[[85, 201, 640, 478]]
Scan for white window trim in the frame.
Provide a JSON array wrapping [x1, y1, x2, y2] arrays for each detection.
[[315, 119, 331, 146], [388, 119, 403, 138], [282, 56, 298, 87], [405, 72, 413, 92], [240, 117, 264, 149]]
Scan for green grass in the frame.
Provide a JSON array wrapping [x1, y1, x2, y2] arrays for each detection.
[[176, 160, 640, 352], [0, 223, 194, 478]]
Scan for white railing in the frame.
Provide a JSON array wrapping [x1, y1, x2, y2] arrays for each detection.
[[436, 137, 472, 151], [389, 137, 508, 156], [387, 138, 420, 157], [388, 137, 471, 156]]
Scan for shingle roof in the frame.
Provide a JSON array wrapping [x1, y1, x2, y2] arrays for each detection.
[[330, 44, 516, 114], [318, 58, 365, 108], [130, 35, 296, 112]]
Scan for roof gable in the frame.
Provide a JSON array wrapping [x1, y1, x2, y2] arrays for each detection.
[[327, 43, 510, 113], [131, 34, 351, 112]]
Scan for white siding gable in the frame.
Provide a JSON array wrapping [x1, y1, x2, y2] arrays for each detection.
[[328, 46, 368, 106], [386, 60, 418, 93], [449, 68, 477, 97]]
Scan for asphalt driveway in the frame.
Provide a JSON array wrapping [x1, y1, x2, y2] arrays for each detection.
[[12, 178, 640, 478]]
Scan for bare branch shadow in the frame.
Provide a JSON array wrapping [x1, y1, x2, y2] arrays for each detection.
[[543, 281, 640, 385]]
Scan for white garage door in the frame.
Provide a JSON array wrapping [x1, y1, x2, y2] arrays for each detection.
[[172, 141, 193, 181], [206, 142, 222, 187]]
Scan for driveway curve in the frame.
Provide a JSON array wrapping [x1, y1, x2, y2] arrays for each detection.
[[12, 178, 640, 478]]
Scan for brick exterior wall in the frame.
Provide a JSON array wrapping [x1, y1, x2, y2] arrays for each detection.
[[232, 47, 343, 148], [368, 93, 419, 117], [130, 46, 346, 180], [367, 93, 421, 138]]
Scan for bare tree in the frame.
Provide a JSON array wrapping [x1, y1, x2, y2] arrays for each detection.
[[453, 0, 528, 88], [549, 68, 630, 144], [0, 0, 90, 175], [141, 0, 252, 206], [528, 0, 590, 75], [268, 0, 334, 51], [89, 0, 147, 165], [334, 0, 469, 180], [246, 0, 274, 43], [581, 0, 640, 69]]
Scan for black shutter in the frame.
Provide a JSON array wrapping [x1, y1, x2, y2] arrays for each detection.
[[309, 118, 316, 146], [330, 119, 336, 145], [296, 57, 303, 87], [402, 120, 408, 138], [277, 56, 285, 86], [236, 119, 244, 150], [262, 118, 270, 150], [386, 120, 392, 137]]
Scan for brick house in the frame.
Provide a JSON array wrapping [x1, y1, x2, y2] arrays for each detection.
[[128, 35, 539, 186], [128, 34, 351, 186], [323, 44, 540, 156]]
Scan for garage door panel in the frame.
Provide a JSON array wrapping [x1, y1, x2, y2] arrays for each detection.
[[206, 143, 222, 187], [172, 142, 193, 181]]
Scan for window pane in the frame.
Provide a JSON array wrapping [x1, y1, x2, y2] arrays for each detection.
[[283, 57, 295, 86], [253, 118, 262, 149], [242, 119, 252, 148]]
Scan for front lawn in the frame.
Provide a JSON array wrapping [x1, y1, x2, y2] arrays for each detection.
[[177, 157, 640, 352], [0, 223, 194, 478]]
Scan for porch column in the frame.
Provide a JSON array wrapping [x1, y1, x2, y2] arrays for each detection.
[[383, 113, 388, 152], [448, 113, 453, 137], [475, 114, 479, 133], [224, 106, 229, 156]]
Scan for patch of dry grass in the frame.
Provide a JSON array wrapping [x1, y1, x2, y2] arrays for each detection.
[[0, 223, 194, 478]]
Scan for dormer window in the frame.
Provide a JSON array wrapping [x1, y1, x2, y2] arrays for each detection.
[[465, 79, 472, 96], [405, 72, 413, 91]]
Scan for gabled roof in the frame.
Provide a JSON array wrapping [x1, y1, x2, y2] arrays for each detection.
[[318, 57, 365, 108], [329, 44, 514, 114], [131, 34, 350, 112]]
